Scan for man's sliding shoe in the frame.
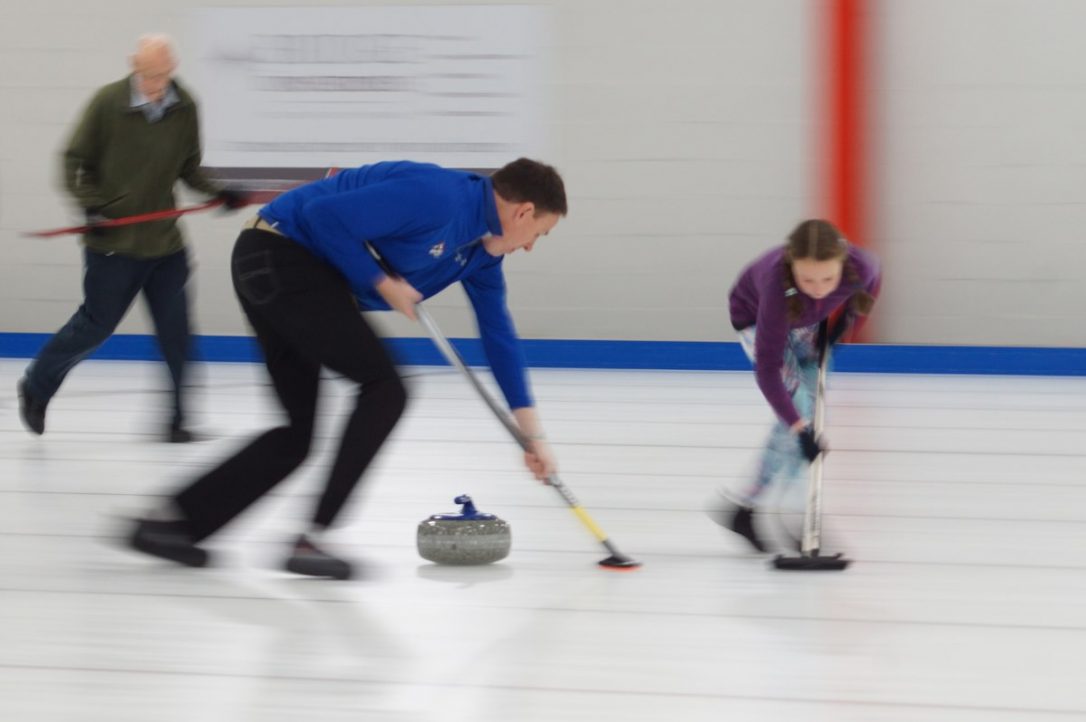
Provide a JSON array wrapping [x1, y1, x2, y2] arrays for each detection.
[[284, 535, 354, 580], [17, 377, 47, 436], [128, 518, 210, 568]]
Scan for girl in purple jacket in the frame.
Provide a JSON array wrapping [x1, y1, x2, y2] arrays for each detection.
[[714, 219, 881, 552]]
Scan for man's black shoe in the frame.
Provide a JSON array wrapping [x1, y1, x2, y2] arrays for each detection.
[[165, 421, 207, 443], [167, 425, 195, 443], [284, 535, 353, 580], [17, 377, 47, 435], [129, 518, 209, 568]]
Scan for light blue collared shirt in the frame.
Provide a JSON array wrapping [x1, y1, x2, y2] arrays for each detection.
[[130, 76, 179, 123]]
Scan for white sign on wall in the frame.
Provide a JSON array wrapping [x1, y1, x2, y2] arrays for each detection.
[[190, 6, 550, 169]]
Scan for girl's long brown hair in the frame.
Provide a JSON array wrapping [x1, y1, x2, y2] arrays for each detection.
[[782, 219, 875, 321]]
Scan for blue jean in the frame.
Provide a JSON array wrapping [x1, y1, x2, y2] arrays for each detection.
[[24, 246, 192, 425], [735, 324, 822, 505]]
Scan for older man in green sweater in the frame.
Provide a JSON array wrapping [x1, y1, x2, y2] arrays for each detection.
[[18, 34, 245, 442]]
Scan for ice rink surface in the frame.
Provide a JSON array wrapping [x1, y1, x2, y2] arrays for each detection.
[[1, 357, 1084, 721]]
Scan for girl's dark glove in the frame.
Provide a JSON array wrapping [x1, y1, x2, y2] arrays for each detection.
[[797, 426, 826, 462]]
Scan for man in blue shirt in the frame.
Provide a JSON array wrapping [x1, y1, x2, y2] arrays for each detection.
[[127, 158, 567, 579]]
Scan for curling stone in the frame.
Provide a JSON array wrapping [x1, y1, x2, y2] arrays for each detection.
[[417, 495, 511, 565]]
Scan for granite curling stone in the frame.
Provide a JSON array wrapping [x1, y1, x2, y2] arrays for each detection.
[[417, 495, 511, 565]]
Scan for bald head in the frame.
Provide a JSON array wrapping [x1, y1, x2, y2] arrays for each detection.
[[130, 34, 178, 103]]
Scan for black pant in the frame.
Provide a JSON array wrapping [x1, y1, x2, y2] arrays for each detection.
[[25, 247, 191, 425], [175, 230, 408, 541]]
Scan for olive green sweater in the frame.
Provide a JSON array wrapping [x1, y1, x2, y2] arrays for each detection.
[[63, 76, 221, 258]]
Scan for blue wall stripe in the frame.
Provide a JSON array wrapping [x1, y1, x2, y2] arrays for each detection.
[[0, 332, 1082, 376]]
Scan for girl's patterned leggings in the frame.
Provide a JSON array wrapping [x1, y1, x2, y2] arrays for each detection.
[[734, 323, 822, 506]]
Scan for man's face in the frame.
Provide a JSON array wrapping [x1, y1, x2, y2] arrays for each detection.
[[485, 206, 561, 256], [132, 49, 176, 103]]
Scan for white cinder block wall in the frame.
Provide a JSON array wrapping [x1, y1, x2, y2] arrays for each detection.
[[872, 0, 1086, 347], [0, 0, 816, 343], [1, 0, 1081, 347]]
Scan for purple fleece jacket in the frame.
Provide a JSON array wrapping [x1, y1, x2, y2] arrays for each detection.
[[729, 244, 881, 426]]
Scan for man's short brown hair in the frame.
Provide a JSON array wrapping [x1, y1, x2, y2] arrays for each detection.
[[491, 158, 567, 216]]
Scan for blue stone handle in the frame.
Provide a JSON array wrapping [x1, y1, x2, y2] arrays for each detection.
[[427, 494, 498, 522]]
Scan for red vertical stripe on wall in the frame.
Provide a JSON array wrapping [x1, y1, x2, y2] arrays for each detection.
[[823, 0, 872, 338], [827, 0, 866, 246]]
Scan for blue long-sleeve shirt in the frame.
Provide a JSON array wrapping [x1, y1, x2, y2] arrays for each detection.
[[259, 161, 533, 409]]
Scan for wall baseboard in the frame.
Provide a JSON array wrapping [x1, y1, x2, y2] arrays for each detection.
[[0, 332, 1082, 376]]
